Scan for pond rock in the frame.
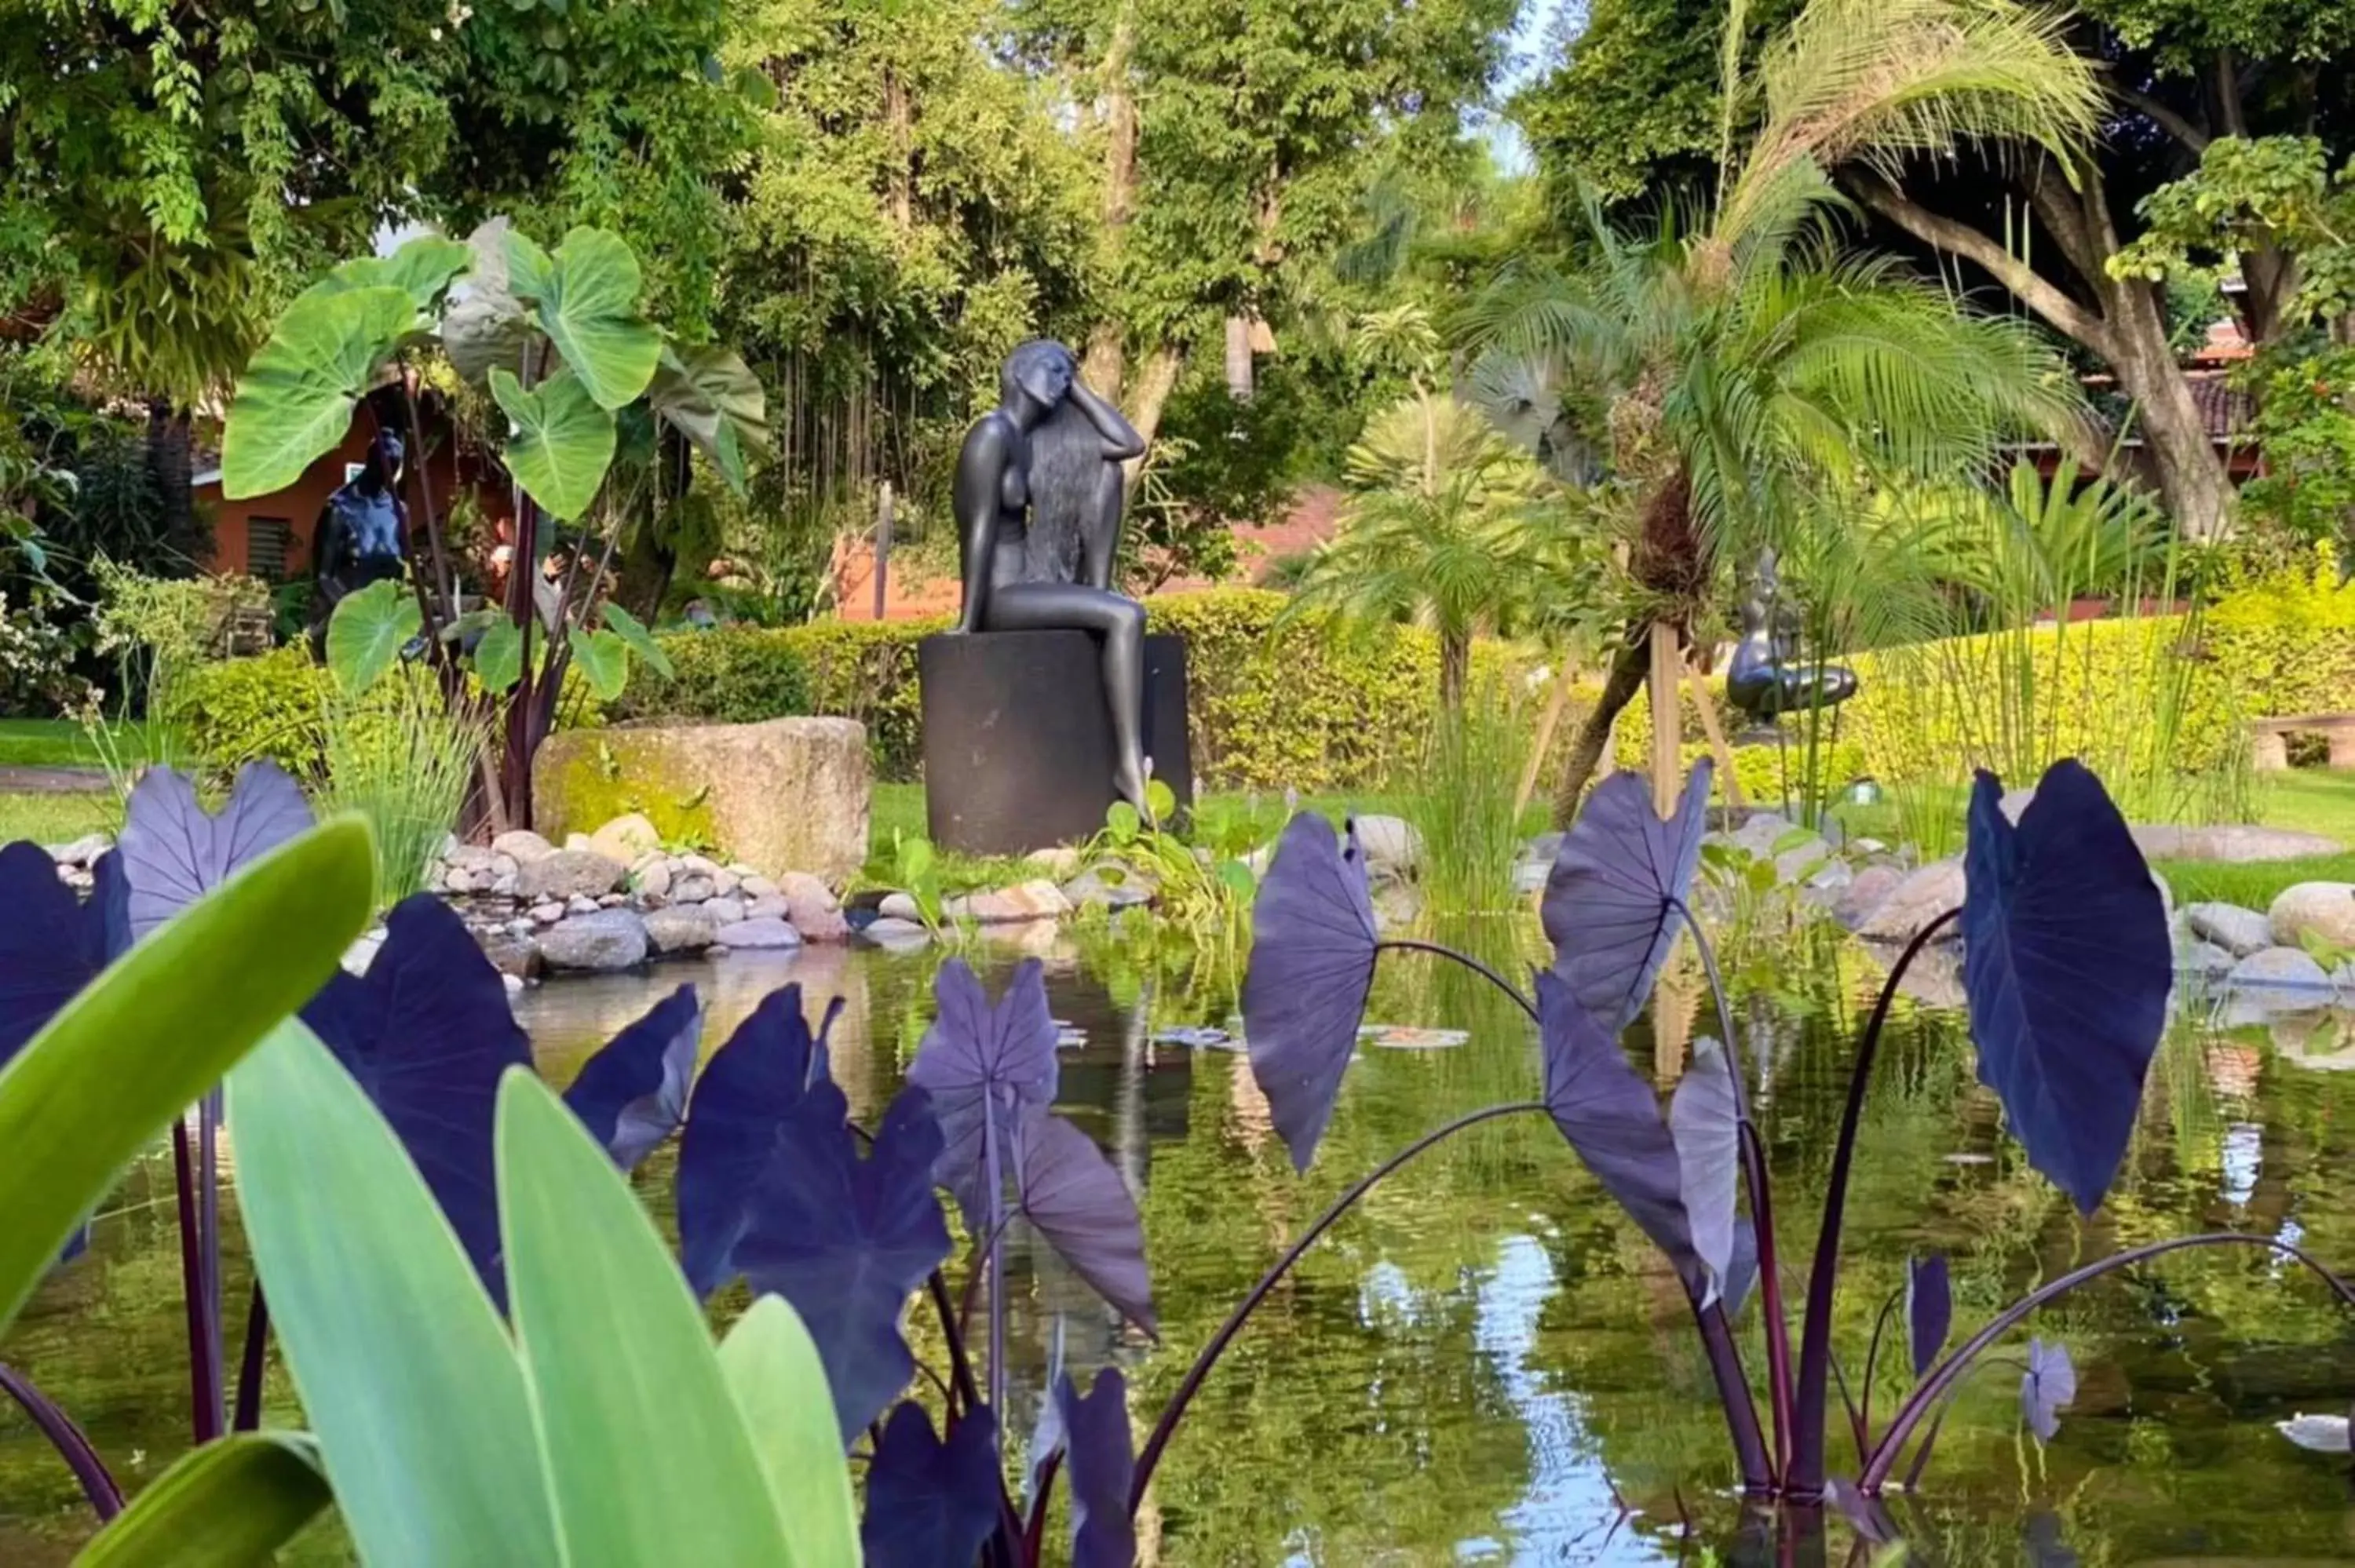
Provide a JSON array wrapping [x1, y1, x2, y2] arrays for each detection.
[[2185, 901, 2274, 958], [1852, 858, 1963, 942], [2133, 822, 2345, 862], [2175, 938, 2236, 979], [713, 917, 802, 950], [539, 910, 649, 972], [2225, 945, 2333, 996], [516, 848, 627, 904], [863, 916, 931, 947], [643, 906, 719, 954], [878, 892, 922, 922], [588, 812, 663, 866], [1063, 864, 1155, 911], [1026, 844, 1085, 880], [528, 901, 565, 925], [2269, 881, 2355, 950], [48, 833, 112, 868], [477, 931, 542, 982], [669, 873, 716, 904], [780, 871, 850, 941], [1353, 815, 1423, 875], [948, 880, 1072, 924], [492, 829, 557, 865], [702, 896, 746, 928], [743, 894, 792, 922], [635, 857, 672, 899]]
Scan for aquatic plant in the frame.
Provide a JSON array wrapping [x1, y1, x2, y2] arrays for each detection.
[[1222, 753, 2355, 1525]]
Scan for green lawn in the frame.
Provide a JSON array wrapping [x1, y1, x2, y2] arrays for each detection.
[[0, 790, 115, 847], [0, 718, 105, 768]]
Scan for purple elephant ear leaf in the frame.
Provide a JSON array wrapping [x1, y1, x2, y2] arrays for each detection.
[[2021, 1337, 2076, 1442], [120, 763, 315, 943], [907, 958, 1059, 1229], [1536, 972, 1700, 1292], [299, 894, 531, 1305], [1242, 813, 1379, 1172], [1057, 1369, 1137, 1568], [0, 842, 117, 1068], [1668, 1036, 1740, 1304], [1018, 1114, 1155, 1333], [1962, 760, 2171, 1213], [1543, 760, 1712, 1032], [861, 1402, 1002, 1568], [561, 985, 701, 1171], [1722, 1220, 1759, 1320], [675, 984, 831, 1297], [1907, 1255, 1951, 1380], [733, 1084, 952, 1442]]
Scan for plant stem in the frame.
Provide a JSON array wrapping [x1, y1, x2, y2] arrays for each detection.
[[199, 1091, 223, 1436], [926, 1271, 984, 1418], [170, 1116, 221, 1445], [982, 1107, 1009, 1424], [1374, 939, 1539, 1022], [1127, 1100, 1542, 1511], [1787, 909, 1957, 1498], [1681, 910, 1795, 1479], [1692, 1296, 1774, 1495], [1860, 1231, 2355, 1491], [0, 1362, 121, 1520], [234, 1285, 269, 1432]]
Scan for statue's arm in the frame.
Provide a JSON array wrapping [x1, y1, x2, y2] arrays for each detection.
[[951, 419, 1006, 635], [1068, 381, 1145, 463], [312, 503, 345, 594]]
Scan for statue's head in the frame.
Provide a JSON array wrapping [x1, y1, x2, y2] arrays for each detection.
[[1000, 340, 1076, 421], [361, 428, 405, 490]]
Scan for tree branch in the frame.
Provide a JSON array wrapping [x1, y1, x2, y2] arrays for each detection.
[[1847, 173, 2117, 358], [2112, 81, 2209, 156]]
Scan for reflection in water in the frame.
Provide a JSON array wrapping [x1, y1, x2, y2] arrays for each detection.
[[13, 932, 2355, 1563]]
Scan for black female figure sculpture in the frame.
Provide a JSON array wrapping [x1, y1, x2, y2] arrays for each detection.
[[1724, 549, 1859, 722], [951, 340, 1152, 807], [308, 428, 409, 657]]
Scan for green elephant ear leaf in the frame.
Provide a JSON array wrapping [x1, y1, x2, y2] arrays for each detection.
[[531, 228, 663, 411], [445, 218, 532, 385], [301, 236, 473, 315], [326, 579, 422, 696], [222, 286, 416, 499], [492, 367, 616, 520], [473, 618, 524, 696], [649, 345, 766, 480], [598, 603, 672, 680], [568, 626, 629, 702]]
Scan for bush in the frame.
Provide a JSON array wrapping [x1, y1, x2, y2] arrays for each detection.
[[608, 629, 813, 727], [169, 647, 334, 775]]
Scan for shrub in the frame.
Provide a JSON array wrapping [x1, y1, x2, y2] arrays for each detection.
[[608, 629, 814, 727], [168, 647, 334, 775]]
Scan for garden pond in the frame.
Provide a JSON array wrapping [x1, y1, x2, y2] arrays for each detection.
[[7, 920, 2355, 1565]]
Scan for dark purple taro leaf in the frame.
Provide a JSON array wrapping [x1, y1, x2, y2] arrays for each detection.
[[119, 764, 315, 943], [1667, 1036, 1740, 1304], [1056, 1369, 1136, 1568], [1907, 1255, 1951, 1379], [1536, 972, 1700, 1292], [1722, 1220, 1759, 1319], [861, 1402, 1002, 1568], [733, 1085, 953, 1442], [561, 985, 701, 1172], [300, 895, 531, 1303], [1242, 813, 1380, 1172], [1018, 1115, 1155, 1333], [907, 958, 1059, 1231], [674, 984, 838, 1297], [0, 843, 125, 1068], [1541, 760, 1712, 1032], [2020, 1337, 2076, 1442], [1961, 761, 2170, 1213]]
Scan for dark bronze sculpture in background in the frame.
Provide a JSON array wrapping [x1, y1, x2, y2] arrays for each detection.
[[951, 340, 1152, 807], [1725, 549, 1859, 722], [309, 428, 410, 656]]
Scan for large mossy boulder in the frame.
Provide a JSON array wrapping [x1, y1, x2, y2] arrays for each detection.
[[535, 717, 870, 884]]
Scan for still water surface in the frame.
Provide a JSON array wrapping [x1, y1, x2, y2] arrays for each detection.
[[8, 921, 2355, 1564]]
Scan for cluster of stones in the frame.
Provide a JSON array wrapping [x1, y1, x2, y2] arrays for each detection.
[[433, 812, 853, 976]]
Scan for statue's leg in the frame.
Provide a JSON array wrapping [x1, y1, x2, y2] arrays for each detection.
[[984, 584, 1152, 810]]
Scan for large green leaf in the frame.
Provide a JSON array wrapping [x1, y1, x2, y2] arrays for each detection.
[[301, 235, 473, 315], [597, 602, 673, 680], [324, 578, 422, 696], [221, 286, 416, 499], [567, 626, 629, 701], [526, 228, 663, 411], [497, 1072, 794, 1567], [0, 819, 374, 1337], [229, 1025, 560, 1568], [492, 366, 616, 520], [716, 1297, 860, 1568], [76, 1433, 331, 1568], [473, 617, 524, 695], [444, 218, 531, 385], [648, 344, 766, 474]]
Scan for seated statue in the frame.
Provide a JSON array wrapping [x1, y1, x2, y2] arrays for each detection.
[[952, 340, 1152, 808], [1724, 549, 1859, 722], [309, 428, 410, 657]]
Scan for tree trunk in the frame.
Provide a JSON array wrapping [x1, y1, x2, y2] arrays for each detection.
[[144, 400, 201, 572], [1224, 315, 1255, 401], [1122, 346, 1184, 489], [2105, 275, 2236, 539], [1554, 638, 1648, 829], [615, 521, 675, 625], [1438, 629, 1468, 713], [1081, 8, 1138, 401]]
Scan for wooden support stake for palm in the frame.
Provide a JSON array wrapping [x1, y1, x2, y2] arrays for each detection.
[[1683, 655, 1747, 811], [1649, 622, 1680, 815], [1516, 654, 1582, 820]]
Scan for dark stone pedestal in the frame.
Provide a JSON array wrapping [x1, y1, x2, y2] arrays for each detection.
[[918, 631, 1193, 856]]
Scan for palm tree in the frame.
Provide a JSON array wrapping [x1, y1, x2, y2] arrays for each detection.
[[1286, 388, 1561, 711], [1462, 0, 2101, 826]]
